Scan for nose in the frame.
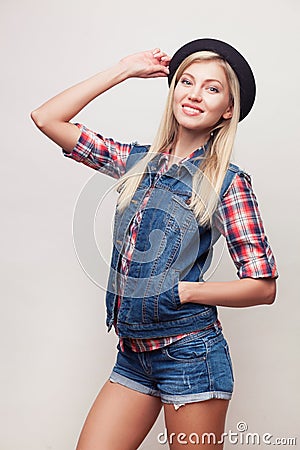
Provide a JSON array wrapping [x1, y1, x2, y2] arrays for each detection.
[[188, 88, 202, 102]]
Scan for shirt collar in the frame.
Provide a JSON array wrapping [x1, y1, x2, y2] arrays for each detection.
[[158, 140, 210, 166], [148, 139, 211, 175]]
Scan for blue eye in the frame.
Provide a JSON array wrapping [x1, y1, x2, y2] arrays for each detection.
[[208, 86, 219, 93], [181, 78, 192, 86]]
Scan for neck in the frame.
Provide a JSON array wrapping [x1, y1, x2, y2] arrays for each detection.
[[173, 129, 211, 159]]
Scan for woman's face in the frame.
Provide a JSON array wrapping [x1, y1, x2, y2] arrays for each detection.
[[173, 60, 233, 135]]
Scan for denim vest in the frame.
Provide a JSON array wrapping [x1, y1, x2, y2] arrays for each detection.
[[105, 144, 241, 339]]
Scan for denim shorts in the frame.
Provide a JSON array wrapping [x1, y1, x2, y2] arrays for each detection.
[[109, 323, 234, 408]]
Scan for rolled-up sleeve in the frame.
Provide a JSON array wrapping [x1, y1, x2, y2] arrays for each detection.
[[215, 171, 278, 279], [62, 123, 133, 179]]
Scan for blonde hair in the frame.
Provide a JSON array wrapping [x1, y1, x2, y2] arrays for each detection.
[[115, 51, 240, 227]]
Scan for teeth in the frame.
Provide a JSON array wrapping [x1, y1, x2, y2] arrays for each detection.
[[183, 106, 200, 113]]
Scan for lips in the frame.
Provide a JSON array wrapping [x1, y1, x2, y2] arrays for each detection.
[[182, 103, 204, 116]]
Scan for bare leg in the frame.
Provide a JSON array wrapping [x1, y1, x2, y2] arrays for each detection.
[[163, 399, 230, 449], [76, 380, 162, 450]]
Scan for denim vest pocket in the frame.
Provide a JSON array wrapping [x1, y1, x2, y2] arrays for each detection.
[[172, 193, 192, 210], [156, 267, 182, 314]]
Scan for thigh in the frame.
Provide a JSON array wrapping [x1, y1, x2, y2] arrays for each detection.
[[76, 380, 162, 450], [163, 399, 230, 449]]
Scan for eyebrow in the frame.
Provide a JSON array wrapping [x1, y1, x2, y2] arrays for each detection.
[[181, 72, 224, 87]]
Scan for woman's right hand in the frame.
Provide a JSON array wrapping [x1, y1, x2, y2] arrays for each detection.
[[31, 48, 171, 152], [118, 48, 171, 79]]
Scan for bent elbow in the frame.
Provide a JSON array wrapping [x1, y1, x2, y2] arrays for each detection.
[[31, 108, 52, 130], [31, 109, 44, 129]]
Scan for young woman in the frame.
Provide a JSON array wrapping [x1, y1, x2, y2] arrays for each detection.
[[31, 38, 278, 450]]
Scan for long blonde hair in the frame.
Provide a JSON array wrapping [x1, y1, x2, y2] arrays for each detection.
[[115, 51, 240, 227]]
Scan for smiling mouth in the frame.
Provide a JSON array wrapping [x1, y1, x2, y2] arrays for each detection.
[[182, 105, 204, 115]]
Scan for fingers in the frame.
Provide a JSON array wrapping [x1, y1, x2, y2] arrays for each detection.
[[151, 72, 169, 78], [152, 48, 161, 55], [151, 62, 170, 76], [151, 48, 171, 66], [160, 65, 170, 75], [148, 65, 170, 77]]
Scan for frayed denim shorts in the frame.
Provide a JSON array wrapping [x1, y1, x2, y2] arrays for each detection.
[[109, 322, 234, 408]]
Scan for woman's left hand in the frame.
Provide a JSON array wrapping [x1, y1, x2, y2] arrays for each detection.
[[178, 281, 193, 304]]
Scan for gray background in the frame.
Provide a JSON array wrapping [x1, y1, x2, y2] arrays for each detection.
[[1, 0, 299, 448]]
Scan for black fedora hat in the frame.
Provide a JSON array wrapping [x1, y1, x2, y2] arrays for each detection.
[[168, 38, 256, 122]]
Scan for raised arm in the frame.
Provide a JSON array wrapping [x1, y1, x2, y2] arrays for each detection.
[[30, 49, 170, 152]]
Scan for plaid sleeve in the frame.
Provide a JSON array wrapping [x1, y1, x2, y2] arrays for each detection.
[[61, 123, 132, 179], [215, 171, 278, 279]]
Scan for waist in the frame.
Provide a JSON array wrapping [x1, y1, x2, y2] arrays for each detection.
[[117, 319, 222, 353]]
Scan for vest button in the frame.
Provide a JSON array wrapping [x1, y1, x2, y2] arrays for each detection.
[[185, 197, 191, 205]]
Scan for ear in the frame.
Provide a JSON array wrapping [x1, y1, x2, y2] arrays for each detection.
[[222, 104, 233, 120]]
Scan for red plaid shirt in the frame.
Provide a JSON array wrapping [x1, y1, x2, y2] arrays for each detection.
[[62, 124, 278, 351]]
